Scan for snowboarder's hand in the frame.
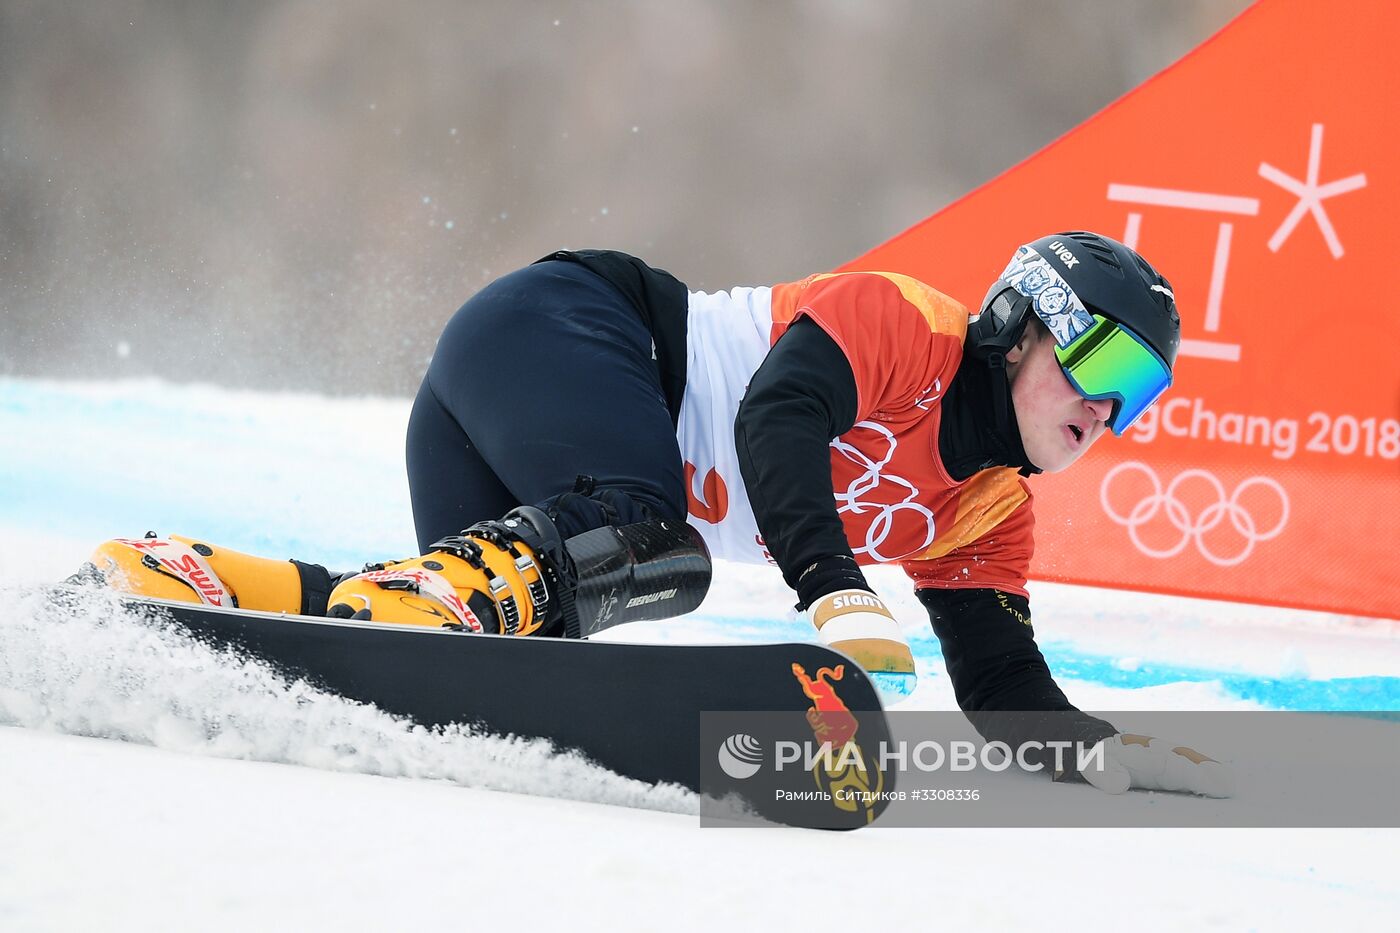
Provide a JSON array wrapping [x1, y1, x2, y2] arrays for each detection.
[[1081, 733, 1234, 797], [805, 589, 916, 703]]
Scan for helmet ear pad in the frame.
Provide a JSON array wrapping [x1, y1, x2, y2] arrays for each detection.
[[967, 283, 1034, 365]]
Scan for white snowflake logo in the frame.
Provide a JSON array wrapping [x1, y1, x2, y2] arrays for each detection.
[[1258, 123, 1367, 259]]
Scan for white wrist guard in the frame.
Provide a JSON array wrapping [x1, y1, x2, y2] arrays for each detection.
[[806, 589, 916, 703]]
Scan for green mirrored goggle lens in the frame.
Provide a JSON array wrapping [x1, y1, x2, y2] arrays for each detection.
[[1054, 315, 1172, 435]]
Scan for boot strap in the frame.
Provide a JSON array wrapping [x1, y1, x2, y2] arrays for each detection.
[[355, 565, 490, 633]]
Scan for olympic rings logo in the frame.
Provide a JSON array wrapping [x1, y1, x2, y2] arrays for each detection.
[[832, 420, 936, 562], [1099, 462, 1290, 567]]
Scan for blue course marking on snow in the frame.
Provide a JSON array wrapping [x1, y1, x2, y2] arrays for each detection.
[[0, 379, 418, 568], [1037, 647, 1400, 711], [0, 453, 383, 570], [707, 615, 1400, 712]]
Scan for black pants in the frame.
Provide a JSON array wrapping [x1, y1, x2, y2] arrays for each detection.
[[406, 260, 687, 553]]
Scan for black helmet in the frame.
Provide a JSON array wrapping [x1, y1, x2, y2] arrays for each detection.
[[968, 232, 1181, 435], [970, 231, 1180, 367]]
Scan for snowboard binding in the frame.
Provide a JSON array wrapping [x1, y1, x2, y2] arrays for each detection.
[[326, 507, 713, 639], [326, 507, 568, 636]]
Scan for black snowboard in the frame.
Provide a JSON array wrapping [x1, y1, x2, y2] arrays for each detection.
[[92, 593, 897, 828]]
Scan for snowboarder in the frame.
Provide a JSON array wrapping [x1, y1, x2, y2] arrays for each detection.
[[82, 231, 1230, 795]]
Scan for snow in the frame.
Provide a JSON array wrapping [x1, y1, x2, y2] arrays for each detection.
[[1, 376, 1397, 930], [4, 727, 1396, 932]]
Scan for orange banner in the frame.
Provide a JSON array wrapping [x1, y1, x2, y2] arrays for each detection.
[[842, 0, 1399, 619]]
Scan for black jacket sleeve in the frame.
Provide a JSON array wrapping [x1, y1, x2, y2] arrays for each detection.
[[917, 586, 1118, 780], [736, 317, 871, 608]]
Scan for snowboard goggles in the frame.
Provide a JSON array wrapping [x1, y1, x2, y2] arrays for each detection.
[[1050, 313, 1172, 435]]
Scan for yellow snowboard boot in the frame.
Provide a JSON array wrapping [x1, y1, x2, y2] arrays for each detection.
[[78, 532, 334, 616]]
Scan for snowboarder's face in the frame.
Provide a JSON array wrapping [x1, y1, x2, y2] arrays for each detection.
[[1007, 324, 1114, 473]]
